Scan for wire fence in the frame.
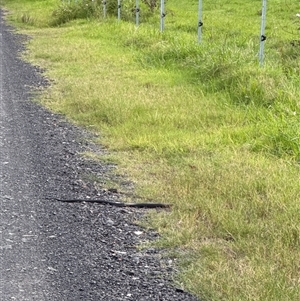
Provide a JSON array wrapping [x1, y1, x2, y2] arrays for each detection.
[[59, 0, 294, 66]]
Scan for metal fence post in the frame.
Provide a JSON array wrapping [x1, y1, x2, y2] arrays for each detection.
[[198, 0, 203, 43], [136, 0, 140, 26], [160, 0, 165, 32], [259, 0, 267, 66], [118, 0, 121, 21], [103, 0, 107, 18]]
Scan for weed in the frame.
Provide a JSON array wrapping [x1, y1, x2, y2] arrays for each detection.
[[19, 12, 36, 25], [51, 1, 101, 26]]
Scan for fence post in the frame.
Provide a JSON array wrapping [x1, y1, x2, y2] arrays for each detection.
[[136, 0, 139, 26], [198, 0, 203, 43], [160, 0, 165, 32], [259, 0, 267, 66], [118, 0, 121, 21], [103, 0, 106, 18]]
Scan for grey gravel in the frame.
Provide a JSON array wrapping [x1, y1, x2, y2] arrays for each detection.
[[0, 9, 201, 301]]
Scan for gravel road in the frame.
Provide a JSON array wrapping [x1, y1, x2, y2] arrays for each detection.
[[0, 9, 200, 301]]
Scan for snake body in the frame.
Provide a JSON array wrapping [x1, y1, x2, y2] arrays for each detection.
[[51, 198, 171, 209]]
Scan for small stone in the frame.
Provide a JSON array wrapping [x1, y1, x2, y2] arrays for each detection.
[[106, 218, 114, 226]]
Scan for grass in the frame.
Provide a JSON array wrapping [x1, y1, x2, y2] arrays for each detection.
[[2, 0, 300, 300]]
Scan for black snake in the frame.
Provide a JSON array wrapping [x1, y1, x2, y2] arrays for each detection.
[[48, 197, 171, 209]]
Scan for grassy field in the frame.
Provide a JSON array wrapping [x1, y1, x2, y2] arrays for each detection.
[[1, 0, 300, 300]]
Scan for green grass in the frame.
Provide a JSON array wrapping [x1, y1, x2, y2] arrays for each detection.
[[2, 0, 300, 300]]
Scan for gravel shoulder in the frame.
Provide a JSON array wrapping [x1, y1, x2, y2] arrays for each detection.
[[0, 9, 200, 301]]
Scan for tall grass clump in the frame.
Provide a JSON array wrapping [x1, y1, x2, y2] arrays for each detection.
[[51, 0, 102, 26], [1, 0, 57, 27], [51, 0, 157, 26]]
